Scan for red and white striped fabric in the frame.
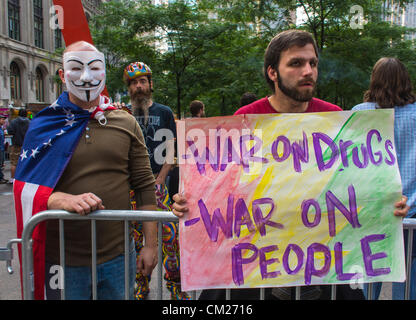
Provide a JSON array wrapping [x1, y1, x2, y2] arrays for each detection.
[[14, 181, 53, 300], [12, 92, 92, 300]]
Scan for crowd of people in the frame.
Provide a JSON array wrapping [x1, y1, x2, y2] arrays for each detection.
[[0, 109, 30, 184], [9, 28, 415, 301]]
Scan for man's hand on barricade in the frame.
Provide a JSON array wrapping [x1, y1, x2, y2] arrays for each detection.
[[47, 191, 105, 216], [394, 195, 409, 218], [137, 244, 157, 276], [172, 193, 188, 218]]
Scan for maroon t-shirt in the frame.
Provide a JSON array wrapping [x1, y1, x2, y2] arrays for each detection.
[[234, 97, 342, 115]]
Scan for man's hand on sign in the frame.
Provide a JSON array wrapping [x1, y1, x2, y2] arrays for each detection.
[[394, 195, 409, 218], [172, 193, 188, 218]]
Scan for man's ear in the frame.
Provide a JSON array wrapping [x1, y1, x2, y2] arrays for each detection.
[[267, 66, 278, 83], [58, 68, 66, 84]]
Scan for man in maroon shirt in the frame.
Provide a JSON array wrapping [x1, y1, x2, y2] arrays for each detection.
[[235, 29, 341, 116], [173, 29, 409, 300]]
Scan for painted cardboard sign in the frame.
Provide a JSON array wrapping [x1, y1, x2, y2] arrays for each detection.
[[177, 110, 405, 291]]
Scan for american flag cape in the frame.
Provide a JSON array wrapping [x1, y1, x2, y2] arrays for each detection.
[[13, 92, 91, 300]]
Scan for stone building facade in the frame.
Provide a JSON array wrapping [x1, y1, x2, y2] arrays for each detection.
[[383, 0, 416, 40], [0, 0, 104, 115]]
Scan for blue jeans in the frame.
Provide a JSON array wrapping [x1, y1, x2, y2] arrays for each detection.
[[0, 150, 4, 180], [45, 246, 136, 300]]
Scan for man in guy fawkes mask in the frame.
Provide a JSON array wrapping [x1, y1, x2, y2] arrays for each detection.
[[13, 41, 158, 300], [123, 62, 189, 300], [62, 49, 106, 103]]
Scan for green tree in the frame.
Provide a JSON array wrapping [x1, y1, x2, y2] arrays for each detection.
[[91, 0, 285, 117], [91, 0, 159, 97], [91, 0, 416, 112], [277, 0, 416, 109], [92, 0, 253, 116]]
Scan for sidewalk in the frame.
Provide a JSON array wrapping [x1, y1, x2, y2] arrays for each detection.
[[0, 161, 21, 299]]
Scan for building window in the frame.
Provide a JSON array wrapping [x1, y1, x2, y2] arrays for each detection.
[[10, 62, 22, 100], [35, 67, 44, 102], [8, 0, 21, 41], [55, 70, 63, 99], [55, 28, 63, 50], [34, 0, 44, 48]]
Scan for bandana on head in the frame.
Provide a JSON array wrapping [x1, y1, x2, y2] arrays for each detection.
[[63, 51, 106, 102]]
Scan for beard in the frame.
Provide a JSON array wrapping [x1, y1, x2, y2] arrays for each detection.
[[130, 87, 152, 117], [277, 72, 316, 102]]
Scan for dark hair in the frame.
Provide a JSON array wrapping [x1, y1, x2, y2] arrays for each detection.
[[18, 109, 27, 117], [364, 57, 416, 108], [189, 100, 204, 117], [239, 92, 257, 107], [264, 30, 319, 93]]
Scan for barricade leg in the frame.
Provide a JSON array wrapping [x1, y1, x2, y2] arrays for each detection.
[[124, 221, 130, 300], [157, 221, 163, 300], [59, 219, 66, 300], [91, 220, 97, 300], [22, 239, 34, 300], [367, 283, 373, 300], [331, 285, 337, 300], [405, 228, 414, 300]]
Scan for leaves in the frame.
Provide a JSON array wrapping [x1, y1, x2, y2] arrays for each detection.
[[91, 0, 416, 114]]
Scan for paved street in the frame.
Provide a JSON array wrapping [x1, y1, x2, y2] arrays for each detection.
[[0, 161, 21, 300]]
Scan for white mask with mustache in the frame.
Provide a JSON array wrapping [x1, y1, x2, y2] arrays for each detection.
[[63, 51, 106, 102]]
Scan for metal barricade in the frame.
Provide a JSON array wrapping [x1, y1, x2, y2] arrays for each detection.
[[366, 218, 415, 300], [1, 214, 416, 300], [403, 217, 416, 300], [19, 209, 178, 300], [0, 238, 21, 275]]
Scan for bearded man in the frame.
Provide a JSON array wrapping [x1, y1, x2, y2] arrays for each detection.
[[172, 29, 410, 300], [235, 29, 340, 115], [123, 62, 189, 300]]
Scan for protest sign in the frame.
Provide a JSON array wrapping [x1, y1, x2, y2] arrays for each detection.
[[177, 110, 405, 291]]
